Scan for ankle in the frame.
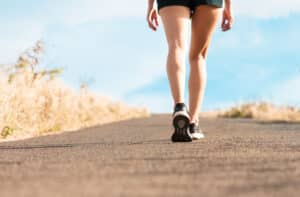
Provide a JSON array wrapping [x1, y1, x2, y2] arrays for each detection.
[[174, 102, 185, 107], [189, 119, 199, 124], [174, 102, 186, 110]]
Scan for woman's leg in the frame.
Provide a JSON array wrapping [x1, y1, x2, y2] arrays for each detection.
[[159, 6, 191, 107], [188, 5, 221, 123]]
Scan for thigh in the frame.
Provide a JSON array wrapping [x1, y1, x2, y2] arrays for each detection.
[[189, 5, 221, 58], [159, 6, 191, 50]]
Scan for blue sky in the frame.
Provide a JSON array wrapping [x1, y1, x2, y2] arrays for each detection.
[[1, 0, 300, 112]]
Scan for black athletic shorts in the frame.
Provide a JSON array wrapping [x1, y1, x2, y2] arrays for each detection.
[[157, 0, 223, 15]]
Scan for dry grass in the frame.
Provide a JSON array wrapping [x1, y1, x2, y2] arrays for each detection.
[[0, 41, 149, 141], [217, 101, 300, 122]]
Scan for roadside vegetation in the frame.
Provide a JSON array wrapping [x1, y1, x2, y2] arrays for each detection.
[[0, 41, 149, 141], [217, 101, 300, 122]]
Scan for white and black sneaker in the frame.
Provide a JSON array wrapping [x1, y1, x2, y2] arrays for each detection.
[[189, 122, 205, 140], [171, 103, 192, 142]]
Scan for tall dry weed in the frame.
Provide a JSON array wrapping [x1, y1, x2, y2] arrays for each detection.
[[0, 41, 149, 141], [218, 101, 300, 122]]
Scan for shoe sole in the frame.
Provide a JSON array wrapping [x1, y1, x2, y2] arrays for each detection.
[[190, 133, 205, 140], [171, 114, 192, 142]]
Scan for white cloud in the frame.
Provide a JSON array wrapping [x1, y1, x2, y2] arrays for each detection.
[[38, 0, 147, 26], [0, 19, 44, 63], [46, 0, 300, 23], [51, 0, 300, 24], [91, 55, 167, 99], [0, 0, 151, 72], [212, 28, 263, 51], [266, 74, 300, 106], [0, 0, 147, 61], [125, 92, 173, 113], [234, 0, 300, 18], [1, 0, 299, 63]]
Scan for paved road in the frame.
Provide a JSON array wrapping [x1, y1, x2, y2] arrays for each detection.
[[1, 114, 300, 197]]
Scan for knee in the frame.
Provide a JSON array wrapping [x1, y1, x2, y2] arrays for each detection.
[[167, 43, 186, 62], [189, 46, 208, 64]]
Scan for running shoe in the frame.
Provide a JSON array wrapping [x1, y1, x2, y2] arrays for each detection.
[[189, 122, 205, 140], [171, 103, 192, 142]]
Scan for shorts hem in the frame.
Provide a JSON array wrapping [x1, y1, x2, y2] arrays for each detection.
[[195, 3, 223, 9], [156, 0, 223, 15], [157, 4, 191, 13], [158, 4, 191, 14]]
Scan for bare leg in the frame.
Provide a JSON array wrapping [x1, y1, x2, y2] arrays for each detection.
[[188, 6, 221, 123], [159, 6, 190, 107]]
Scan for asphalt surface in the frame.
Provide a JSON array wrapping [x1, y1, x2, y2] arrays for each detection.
[[0, 114, 300, 197]]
